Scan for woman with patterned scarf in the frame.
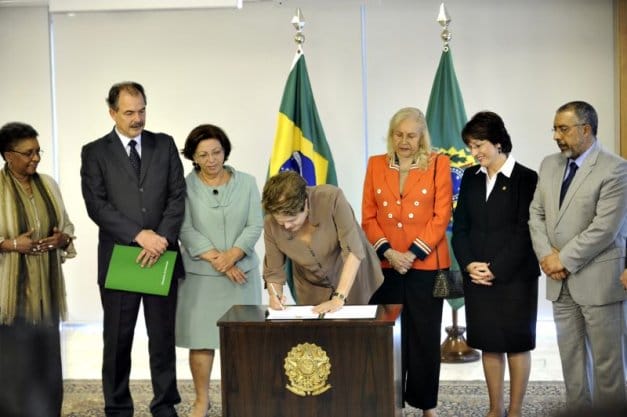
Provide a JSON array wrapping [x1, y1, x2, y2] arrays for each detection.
[[0, 122, 76, 417]]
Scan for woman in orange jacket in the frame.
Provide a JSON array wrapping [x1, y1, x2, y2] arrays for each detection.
[[362, 107, 452, 417]]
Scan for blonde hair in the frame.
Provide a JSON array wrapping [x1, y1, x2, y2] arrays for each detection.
[[262, 171, 307, 216], [386, 107, 432, 169]]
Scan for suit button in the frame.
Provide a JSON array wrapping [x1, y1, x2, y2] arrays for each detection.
[[397, 222, 403, 228], [387, 213, 393, 219], [396, 200, 401, 205], [141, 208, 146, 213], [414, 201, 420, 206], [139, 188, 144, 192], [408, 213, 414, 219], [383, 201, 388, 207]]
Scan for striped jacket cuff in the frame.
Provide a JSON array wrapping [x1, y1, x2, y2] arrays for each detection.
[[373, 238, 391, 260], [409, 238, 432, 260]]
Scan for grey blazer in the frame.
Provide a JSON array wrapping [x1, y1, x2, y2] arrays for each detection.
[[529, 142, 627, 305], [81, 128, 186, 284]]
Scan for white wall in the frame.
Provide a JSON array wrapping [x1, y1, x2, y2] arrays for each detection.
[[0, 6, 54, 174], [0, 0, 617, 322]]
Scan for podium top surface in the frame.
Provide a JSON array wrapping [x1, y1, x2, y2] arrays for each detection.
[[217, 304, 402, 328]]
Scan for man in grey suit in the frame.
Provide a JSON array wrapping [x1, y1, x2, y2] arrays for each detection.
[[81, 82, 186, 417], [529, 101, 627, 408]]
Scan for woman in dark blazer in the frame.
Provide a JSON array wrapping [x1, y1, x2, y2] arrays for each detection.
[[451, 112, 540, 417]]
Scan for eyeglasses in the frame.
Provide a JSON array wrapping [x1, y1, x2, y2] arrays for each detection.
[[9, 149, 44, 159], [551, 124, 586, 134]]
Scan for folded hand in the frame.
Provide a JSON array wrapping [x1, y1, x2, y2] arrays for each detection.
[[225, 266, 247, 285], [467, 261, 494, 286]]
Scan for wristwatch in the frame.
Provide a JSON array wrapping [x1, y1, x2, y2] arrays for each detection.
[[331, 291, 346, 303]]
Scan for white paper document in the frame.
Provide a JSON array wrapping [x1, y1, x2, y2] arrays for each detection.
[[266, 305, 377, 320]]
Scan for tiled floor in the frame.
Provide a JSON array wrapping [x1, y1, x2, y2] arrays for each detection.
[[60, 318, 563, 381]]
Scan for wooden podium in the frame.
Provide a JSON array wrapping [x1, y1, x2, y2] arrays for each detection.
[[218, 304, 402, 417]]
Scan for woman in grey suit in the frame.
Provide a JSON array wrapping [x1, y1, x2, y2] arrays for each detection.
[[452, 112, 540, 417], [176, 124, 263, 417]]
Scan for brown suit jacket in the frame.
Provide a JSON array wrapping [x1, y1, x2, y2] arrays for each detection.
[[263, 185, 383, 305]]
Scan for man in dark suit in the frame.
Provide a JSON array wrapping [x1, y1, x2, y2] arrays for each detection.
[[529, 101, 627, 408], [81, 81, 186, 417]]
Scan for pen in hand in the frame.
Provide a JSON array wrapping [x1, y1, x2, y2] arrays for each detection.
[[270, 283, 285, 310]]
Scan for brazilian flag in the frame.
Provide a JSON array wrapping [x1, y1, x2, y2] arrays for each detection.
[[426, 48, 474, 311], [268, 50, 337, 302], [269, 51, 337, 186]]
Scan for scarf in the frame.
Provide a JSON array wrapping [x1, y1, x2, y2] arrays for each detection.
[[0, 165, 75, 325]]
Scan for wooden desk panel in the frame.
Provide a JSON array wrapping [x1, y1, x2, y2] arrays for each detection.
[[218, 305, 402, 417]]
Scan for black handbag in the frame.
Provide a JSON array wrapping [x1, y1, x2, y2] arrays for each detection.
[[432, 267, 464, 299]]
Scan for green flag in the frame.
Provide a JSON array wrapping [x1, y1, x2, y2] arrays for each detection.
[[426, 48, 474, 311], [268, 50, 338, 302]]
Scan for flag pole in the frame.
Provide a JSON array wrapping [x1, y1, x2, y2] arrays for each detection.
[[435, 2, 480, 364], [269, 8, 339, 300]]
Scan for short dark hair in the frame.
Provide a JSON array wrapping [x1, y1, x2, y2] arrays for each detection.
[[181, 124, 232, 170], [106, 81, 146, 110], [0, 122, 38, 160], [556, 101, 598, 136], [262, 170, 307, 216], [461, 111, 513, 154]]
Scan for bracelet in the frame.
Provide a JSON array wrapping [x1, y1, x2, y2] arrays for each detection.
[[331, 291, 346, 303], [63, 235, 73, 248], [13, 239, 17, 250]]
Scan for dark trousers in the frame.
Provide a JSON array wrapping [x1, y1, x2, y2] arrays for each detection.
[[100, 282, 180, 417], [0, 319, 62, 417], [370, 268, 443, 410]]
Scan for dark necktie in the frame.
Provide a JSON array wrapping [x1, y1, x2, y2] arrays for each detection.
[[128, 139, 141, 178], [559, 161, 578, 207]]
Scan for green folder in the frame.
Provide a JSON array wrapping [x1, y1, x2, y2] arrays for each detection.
[[104, 245, 177, 296]]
